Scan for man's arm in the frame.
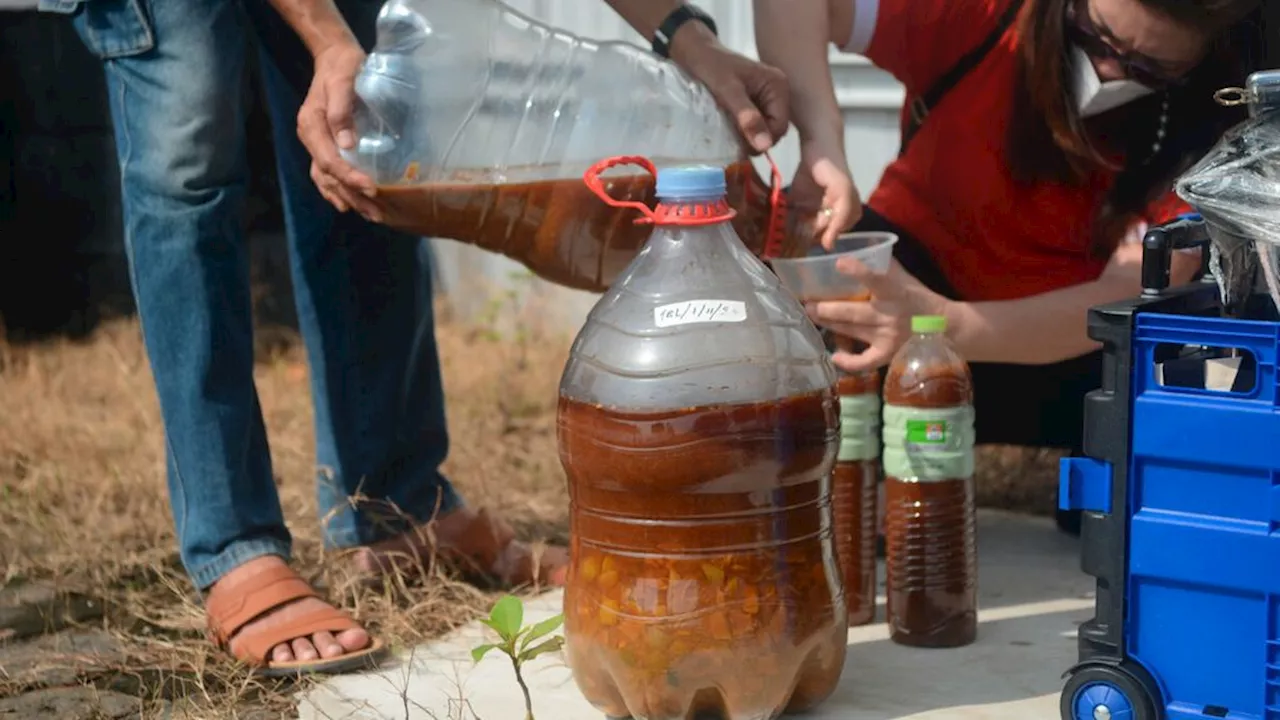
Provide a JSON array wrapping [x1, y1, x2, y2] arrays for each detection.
[[602, 0, 684, 38], [262, 0, 379, 215], [604, 1, 790, 151], [603, 0, 719, 70], [264, 0, 359, 58]]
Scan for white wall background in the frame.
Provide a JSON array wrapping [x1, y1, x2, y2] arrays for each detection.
[[429, 0, 906, 335]]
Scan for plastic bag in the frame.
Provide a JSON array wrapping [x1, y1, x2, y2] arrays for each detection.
[[1175, 70, 1280, 314]]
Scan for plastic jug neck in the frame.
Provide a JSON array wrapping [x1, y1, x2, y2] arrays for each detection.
[[584, 155, 787, 253], [653, 164, 737, 226]]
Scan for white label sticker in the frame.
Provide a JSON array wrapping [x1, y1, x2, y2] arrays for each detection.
[[653, 300, 748, 328]]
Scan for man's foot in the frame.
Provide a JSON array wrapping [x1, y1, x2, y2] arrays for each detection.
[[205, 555, 384, 677], [348, 507, 569, 589]]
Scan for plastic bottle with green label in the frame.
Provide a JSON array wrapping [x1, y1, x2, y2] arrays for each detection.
[[881, 314, 977, 648]]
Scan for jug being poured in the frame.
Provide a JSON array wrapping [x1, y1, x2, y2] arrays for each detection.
[[340, 0, 803, 293]]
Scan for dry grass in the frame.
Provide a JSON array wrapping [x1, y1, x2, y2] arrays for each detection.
[[0, 293, 573, 718], [0, 290, 1063, 718]]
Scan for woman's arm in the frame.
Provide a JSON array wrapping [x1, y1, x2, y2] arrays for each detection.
[[754, 0, 863, 246], [813, 271, 1152, 369], [946, 279, 1132, 365], [810, 241, 1204, 369], [752, 0, 845, 150], [947, 239, 1204, 365]]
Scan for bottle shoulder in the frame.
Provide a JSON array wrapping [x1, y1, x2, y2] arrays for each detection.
[[561, 222, 837, 410], [883, 336, 973, 407]]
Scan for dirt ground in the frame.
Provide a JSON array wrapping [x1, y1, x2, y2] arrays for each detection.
[[0, 299, 1064, 718]]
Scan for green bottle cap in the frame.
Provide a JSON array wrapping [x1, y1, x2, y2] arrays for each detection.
[[911, 315, 947, 334]]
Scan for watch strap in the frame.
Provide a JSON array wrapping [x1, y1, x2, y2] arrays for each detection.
[[652, 4, 718, 59]]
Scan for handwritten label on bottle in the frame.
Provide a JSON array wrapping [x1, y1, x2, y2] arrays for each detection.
[[653, 300, 748, 328]]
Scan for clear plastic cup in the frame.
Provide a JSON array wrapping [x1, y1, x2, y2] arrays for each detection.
[[770, 231, 899, 302]]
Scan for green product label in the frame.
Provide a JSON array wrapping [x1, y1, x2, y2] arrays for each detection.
[[882, 404, 974, 481], [906, 418, 952, 449], [838, 393, 880, 461]]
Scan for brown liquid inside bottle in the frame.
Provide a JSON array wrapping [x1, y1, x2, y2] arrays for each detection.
[[371, 160, 792, 294], [881, 330, 977, 648], [830, 330, 880, 628], [558, 390, 847, 720]]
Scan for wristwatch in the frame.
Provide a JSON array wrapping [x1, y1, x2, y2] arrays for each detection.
[[651, 3, 719, 59]]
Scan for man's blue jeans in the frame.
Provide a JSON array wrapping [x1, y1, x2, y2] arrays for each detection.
[[65, 0, 461, 591]]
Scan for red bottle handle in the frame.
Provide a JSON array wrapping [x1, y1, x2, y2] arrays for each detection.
[[762, 150, 788, 260], [583, 153, 784, 239], [582, 156, 660, 225]]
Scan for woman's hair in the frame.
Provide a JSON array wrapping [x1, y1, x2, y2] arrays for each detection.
[[1006, 0, 1265, 257]]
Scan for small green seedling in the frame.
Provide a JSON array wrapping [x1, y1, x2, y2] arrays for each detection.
[[471, 595, 565, 720]]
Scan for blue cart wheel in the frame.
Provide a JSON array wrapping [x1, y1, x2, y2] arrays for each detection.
[[1072, 681, 1135, 720], [1060, 664, 1159, 720]]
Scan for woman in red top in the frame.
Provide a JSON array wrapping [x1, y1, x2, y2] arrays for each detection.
[[747, 0, 1263, 461]]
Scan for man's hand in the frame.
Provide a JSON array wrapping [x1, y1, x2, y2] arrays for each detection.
[[600, 1, 789, 151], [296, 40, 381, 220], [669, 23, 790, 153]]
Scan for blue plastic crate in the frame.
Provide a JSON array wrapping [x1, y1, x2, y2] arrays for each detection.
[[1060, 288, 1280, 720]]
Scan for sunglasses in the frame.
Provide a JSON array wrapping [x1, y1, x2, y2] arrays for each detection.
[[1065, 0, 1188, 89]]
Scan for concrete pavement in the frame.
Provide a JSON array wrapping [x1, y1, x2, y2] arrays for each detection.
[[298, 510, 1093, 720]]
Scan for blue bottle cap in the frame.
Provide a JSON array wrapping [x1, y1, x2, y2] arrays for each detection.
[[655, 165, 727, 200]]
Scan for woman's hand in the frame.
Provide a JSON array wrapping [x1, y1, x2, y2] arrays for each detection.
[[789, 138, 861, 250], [804, 257, 950, 372], [295, 40, 382, 220]]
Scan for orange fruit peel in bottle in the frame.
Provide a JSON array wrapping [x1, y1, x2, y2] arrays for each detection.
[[559, 156, 846, 720]]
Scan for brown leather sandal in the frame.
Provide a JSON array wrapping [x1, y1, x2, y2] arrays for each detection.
[[205, 562, 386, 677], [349, 507, 568, 590], [435, 507, 569, 589]]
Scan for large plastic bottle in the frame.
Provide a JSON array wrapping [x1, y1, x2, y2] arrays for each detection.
[[342, 0, 797, 293], [881, 315, 978, 648], [557, 158, 847, 720], [832, 355, 882, 628]]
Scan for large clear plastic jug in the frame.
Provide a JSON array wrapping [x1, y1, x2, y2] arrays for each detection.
[[557, 157, 847, 720], [343, 0, 798, 293]]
